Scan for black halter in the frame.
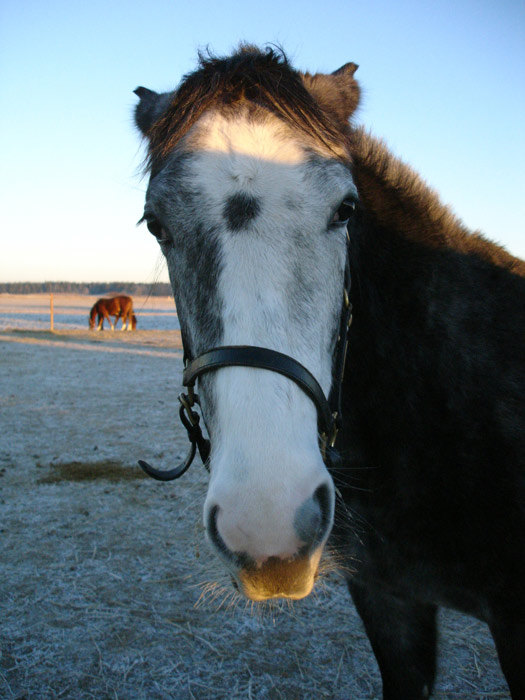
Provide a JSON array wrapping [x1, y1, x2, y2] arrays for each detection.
[[138, 229, 352, 481]]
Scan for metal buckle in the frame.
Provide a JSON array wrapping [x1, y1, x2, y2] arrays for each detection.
[[320, 412, 339, 460], [329, 412, 339, 448], [178, 391, 198, 425]]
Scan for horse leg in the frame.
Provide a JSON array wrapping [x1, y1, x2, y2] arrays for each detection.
[[488, 614, 525, 698], [97, 312, 103, 331], [101, 310, 112, 330], [348, 580, 437, 700]]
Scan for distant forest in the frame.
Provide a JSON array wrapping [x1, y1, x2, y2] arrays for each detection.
[[0, 281, 172, 296]]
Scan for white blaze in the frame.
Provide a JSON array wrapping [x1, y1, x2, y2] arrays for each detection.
[[185, 110, 352, 562]]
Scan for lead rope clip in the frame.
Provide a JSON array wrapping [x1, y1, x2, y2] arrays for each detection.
[[138, 390, 210, 481]]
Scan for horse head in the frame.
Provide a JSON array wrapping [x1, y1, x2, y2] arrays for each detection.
[[88, 303, 98, 330], [134, 46, 360, 601]]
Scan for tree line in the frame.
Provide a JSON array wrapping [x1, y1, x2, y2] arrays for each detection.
[[0, 281, 172, 296]]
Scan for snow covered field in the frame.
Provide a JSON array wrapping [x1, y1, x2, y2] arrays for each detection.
[[0, 297, 509, 698]]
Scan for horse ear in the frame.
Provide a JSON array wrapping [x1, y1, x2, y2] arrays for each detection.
[[133, 86, 174, 136], [301, 62, 360, 124], [332, 62, 359, 78]]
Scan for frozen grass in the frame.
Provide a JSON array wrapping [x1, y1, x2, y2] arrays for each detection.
[[0, 318, 510, 699]]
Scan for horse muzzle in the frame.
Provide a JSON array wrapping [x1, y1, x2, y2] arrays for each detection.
[[236, 550, 322, 601], [205, 481, 333, 601]]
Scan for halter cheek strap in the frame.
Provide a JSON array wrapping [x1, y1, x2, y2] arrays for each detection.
[[184, 346, 334, 433]]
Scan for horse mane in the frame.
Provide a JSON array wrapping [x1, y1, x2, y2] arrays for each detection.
[[145, 45, 349, 173], [349, 127, 524, 276]]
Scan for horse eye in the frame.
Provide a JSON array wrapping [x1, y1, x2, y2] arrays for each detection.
[[147, 218, 162, 237], [143, 215, 168, 243], [331, 199, 356, 225]]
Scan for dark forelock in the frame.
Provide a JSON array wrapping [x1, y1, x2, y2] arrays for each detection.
[[145, 45, 347, 173]]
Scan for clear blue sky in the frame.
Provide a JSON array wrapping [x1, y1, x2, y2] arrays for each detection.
[[1, 0, 523, 283]]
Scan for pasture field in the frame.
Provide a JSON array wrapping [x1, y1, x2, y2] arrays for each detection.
[[0, 293, 179, 332], [0, 296, 509, 698]]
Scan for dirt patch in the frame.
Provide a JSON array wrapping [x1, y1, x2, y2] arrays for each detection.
[[37, 459, 149, 484]]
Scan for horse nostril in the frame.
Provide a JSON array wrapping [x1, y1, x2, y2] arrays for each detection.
[[206, 505, 248, 568], [207, 505, 228, 556], [313, 482, 333, 538], [294, 482, 333, 550]]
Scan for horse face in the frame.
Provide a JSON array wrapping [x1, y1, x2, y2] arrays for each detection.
[[138, 103, 356, 600]]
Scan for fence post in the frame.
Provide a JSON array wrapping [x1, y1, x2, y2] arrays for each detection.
[[50, 293, 54, 332]]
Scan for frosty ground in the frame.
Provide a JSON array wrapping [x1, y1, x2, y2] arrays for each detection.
[[0, 297, 510, 699]]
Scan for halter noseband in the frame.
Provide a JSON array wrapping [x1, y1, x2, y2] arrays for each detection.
[[138, 229, 352, 480]]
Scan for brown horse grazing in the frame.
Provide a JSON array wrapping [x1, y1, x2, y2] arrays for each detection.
[[88, 295, 136, 331]]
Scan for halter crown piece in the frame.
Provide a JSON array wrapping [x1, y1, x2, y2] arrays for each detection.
[[138, 227, 352, 480]]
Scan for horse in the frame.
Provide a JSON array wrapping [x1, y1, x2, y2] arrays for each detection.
[[133, 46, 524, 699], [88, 295, 136, 331]]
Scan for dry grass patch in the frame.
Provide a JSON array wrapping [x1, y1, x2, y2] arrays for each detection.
[[37, 459, 148, 484]]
